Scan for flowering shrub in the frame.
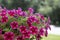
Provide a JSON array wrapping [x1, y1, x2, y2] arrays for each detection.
[[0, 7, 51, 40]]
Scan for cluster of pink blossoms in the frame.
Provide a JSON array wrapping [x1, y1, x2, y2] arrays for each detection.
[[0, 7, 51, 40]]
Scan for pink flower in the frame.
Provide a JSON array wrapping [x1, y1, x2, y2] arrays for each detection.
[[8, 10, 15, 16], [28, 16, 38, 23], [4, 32, 15, 40], [45, 23, 50, 37], [16, 10, 20, 14], [18, 11, 27, 16], [0, 8, 7, 16], [36, 28, 44, 40], [19, 25, 27, 33], [0, 28, 2, 34], [17, 36, 24, 40], [0, 12, 6, 16], [39, 14, 44, 20], [2, 8, 7, 13], [1, 16, 8, 23], [30, 26, 38, 35], [18, 7, 22, 12], [45, 23, 49, 37], [27, 20, 32, 27], [10, 21, 18, 29], [45, 23, 51, 30], [22, 30, 30, 38], [36, 33, 41, 40], [39, 28, 44, 36], [16, 10, 22, 16], [16, 8, 22, 16], [28, 8, 34, 14]]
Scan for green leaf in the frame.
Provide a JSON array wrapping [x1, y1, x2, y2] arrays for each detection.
[[3, 28, 10, 32], [25, 38, 30, 40]]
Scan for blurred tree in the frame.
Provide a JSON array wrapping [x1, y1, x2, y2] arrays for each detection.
[[1, 0, 60, 25]]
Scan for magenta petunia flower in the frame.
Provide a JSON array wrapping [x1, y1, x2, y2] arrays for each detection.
[[30, 26, 38, 35], [39, 14, 45, 20], [0, 12, 6, 16], [16, 11, 22, 16], [28, 16, 38, 23], [45, 23, 50, 37], [0, 8, 7, 16], [19, 25, 27, 33], [45, 23, 51, 30], [28, 16, 35, 22], [0, 28, 2, 34], [16, 8, 22, 16], [36, 33, 41, 40], [10, 21, 18, 29], [18, 11, 27, 16], [28, 8, 34, 14], [16, 10, 20, 14], [39, 28, 44, 36], [17, 36, 24, 40], [4, 32, 15, 40], [16, 7, 22, 13], [22, 30, 30, 38], [8, 10, 15, 16], [1, 16, 8, 23], [27, 20, 32, 27], [2, 8, 7, 13]]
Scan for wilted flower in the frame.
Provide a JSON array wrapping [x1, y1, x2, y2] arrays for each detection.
[[45, 30, 48, 37], [45, 23, 51, 30], [45, 22, 51, 37], [4, 32, 15, 40], [1, 16, 8, 23], [17, 36, 24, 40], [45, 23, 50, 37], [30, 26, 38, 35], [10, 21, 18, 29]]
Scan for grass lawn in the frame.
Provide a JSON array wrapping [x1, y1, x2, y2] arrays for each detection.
[[42, 34, 60, 40]]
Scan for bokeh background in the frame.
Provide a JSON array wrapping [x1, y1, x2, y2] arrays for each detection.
[[0, 0, 60, 40], [0, 0, 60, 26]]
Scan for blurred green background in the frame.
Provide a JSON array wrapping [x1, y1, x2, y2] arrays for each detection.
[[0, 0, 60, 26]]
